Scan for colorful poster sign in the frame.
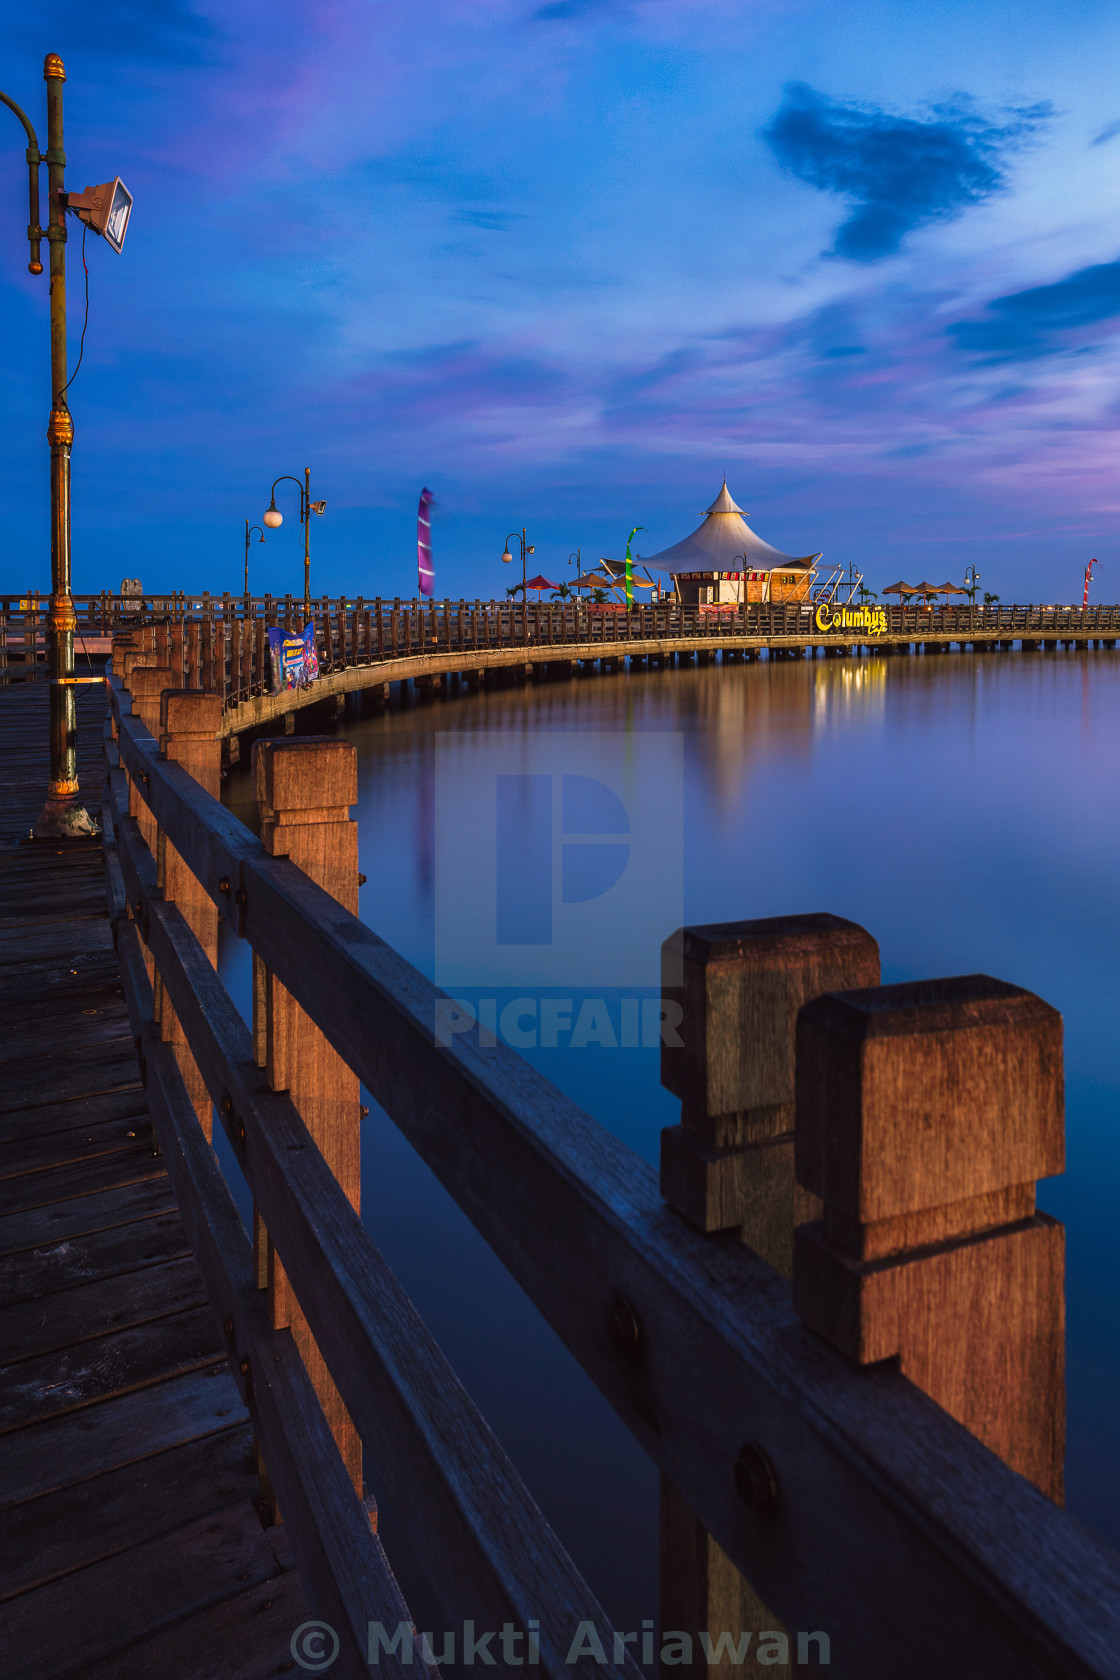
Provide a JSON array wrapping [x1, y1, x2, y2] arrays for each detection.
[[814, 603, 887, 637], [267, 622, 320, 692]]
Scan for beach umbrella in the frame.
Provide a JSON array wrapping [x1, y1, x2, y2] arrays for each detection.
[[936, 581, 968, 595], [523, 573, 559, 600], [881, 581, 919, 596]]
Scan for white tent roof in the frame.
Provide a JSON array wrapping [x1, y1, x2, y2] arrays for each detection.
[[636, 481, 822, 575]]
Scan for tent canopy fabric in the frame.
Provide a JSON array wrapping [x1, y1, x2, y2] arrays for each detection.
[[636, 480, 821, 576], [882, 580, 968, 597], [591, 559, 657, 588]]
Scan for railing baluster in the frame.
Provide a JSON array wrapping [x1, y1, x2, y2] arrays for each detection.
[[253, 737, 363, 1493], [659, 914, 880, 1669], [157, 690, 222, 1135], [794, 975, 1066, 1499]]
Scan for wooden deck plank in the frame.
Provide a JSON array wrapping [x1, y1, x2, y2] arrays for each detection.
[[0, 952, 122, 1003], [0, 1304, 224, 1434], [0, 1256, 207, 1364], [0, 1010, 134, 1068], [0, 1425, 259, 1603], [0, 1060, 145, 1121], [0, 1212, 191, 1309], [0, 921, 113, 964], [0, 1178, 175, 1259], [0, 1147, 165, 1218], [0, 981, 125, 1030], [0, 1113, 153, 1184], [1, 1366, 245, 1510], [0, 683, 301, 1680], [0, 1087, 148, 1149], [0, 1500, 293, 1680], [72, 1570, 309, 1680]]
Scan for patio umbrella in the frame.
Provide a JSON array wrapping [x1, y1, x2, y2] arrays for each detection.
[[881, 581, 919, 596], [936, 581, 968, 595], [523, 573, 559, 600]]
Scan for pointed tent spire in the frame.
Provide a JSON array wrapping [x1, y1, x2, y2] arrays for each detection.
[[635, 478, 822, 575], [704, 480, 745, 515]]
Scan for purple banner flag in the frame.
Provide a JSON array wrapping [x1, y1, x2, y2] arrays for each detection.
[[417, 486, 434, 598]]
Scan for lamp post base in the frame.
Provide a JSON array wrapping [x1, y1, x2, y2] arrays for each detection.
[[32, 792, 100, 840]]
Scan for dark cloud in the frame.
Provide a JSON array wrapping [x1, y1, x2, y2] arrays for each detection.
[[454, 208, 526, 231], [1091, 120, 1120, 146], [948, 259, 1120, 359], [534, 0, 620, 19], [762, 83, 1050, 261], [23, 0, 216, 65]]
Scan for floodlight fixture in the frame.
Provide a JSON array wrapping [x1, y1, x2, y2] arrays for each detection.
[[66, 177, 132, 253], [310, 500, 327, 515]]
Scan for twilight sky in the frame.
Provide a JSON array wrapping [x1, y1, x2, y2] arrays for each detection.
[[2, 0, 1120, 602]]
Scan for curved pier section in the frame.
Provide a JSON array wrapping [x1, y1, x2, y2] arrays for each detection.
[[19, 590, 1114, 744]]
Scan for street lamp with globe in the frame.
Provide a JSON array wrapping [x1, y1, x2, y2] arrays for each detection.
[[501, 528, 534, 600], [263, 469, 326, 605]]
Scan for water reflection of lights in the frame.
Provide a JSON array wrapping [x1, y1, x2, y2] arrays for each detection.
[[813, 659, 887, 726]]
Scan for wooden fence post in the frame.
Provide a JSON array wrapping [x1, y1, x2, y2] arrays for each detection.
[[157, 690, 222, 1137], [793, 974, 1065, 1500], [128, 665, 174, 853], [659, 914, 880, 1676], [252, 737, 363, 1495]]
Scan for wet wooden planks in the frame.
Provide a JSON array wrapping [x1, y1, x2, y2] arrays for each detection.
[[0, 684, 308, 1679]]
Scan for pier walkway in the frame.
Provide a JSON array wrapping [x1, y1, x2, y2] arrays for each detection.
[[1, 656, 1119, 1678], [0, 682, 306, 1680]]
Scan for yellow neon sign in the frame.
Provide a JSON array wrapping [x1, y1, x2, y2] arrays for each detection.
[[815, 603, 888, 637]]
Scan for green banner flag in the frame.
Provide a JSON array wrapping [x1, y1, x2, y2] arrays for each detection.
[[624, 526, 645, 608]]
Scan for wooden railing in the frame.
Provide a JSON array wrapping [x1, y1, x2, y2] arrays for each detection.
[[3, 590, 1120, 688], [99, 646, 1120, 1678]]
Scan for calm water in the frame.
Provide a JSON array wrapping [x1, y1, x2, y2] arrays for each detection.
[[220, 648, 1120, 1630]]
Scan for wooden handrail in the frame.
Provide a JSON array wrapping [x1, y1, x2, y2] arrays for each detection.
[[104, 688, 639, 1678], [102, 668, 1120, 1678], [102, 820, 418, 1678], [6, 592, 1115, 702]]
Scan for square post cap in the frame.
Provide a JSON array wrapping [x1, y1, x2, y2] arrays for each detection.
[[796, 975, 1064, 1223], [661, 913, 880, 1117], [159, 689, 223, 737], [253, 737, 358, 814]]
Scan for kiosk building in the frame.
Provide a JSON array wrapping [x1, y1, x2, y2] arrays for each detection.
[[642, 481, 822, 605]]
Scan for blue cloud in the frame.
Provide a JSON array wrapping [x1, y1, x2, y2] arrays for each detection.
[[21, 0, 216, 64], [534, 0, 619, 18], [762, 83, 1049, 261], [948, 260, 1120, 359], [1091, 120, 1120, 146], [454, 208, 526, 231]]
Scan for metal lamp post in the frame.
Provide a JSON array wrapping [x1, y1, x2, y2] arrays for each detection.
[[263, 469, 326, 606], [501, 528, 534, 599], [244, 521, 266, 598], [568, 548, 582, 596], [964, 565, 980, 632], [2, 55, 132, 837]]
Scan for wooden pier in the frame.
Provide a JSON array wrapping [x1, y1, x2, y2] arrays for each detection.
[[3, 593, 1118, 756], [1, 643, 1119, 1678], [0, 682, 310, 1679]]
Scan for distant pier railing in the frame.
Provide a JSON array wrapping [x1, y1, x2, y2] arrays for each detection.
[[100, 645, 1120, 1678], [3, 590, 1120, 690]]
